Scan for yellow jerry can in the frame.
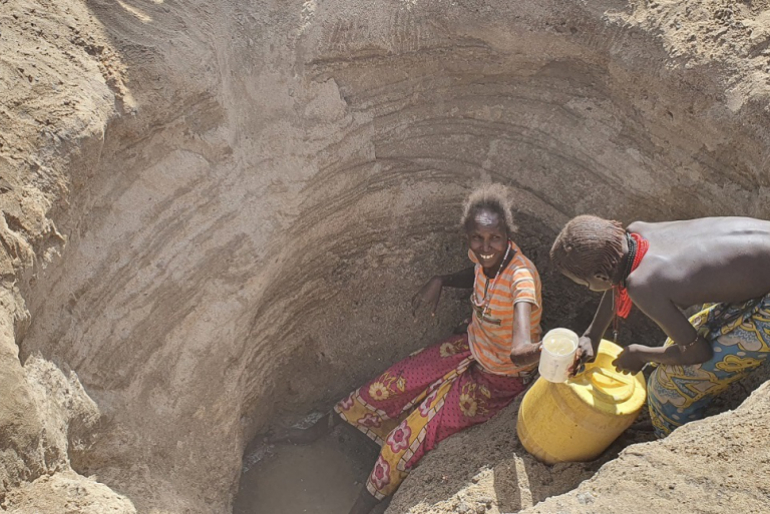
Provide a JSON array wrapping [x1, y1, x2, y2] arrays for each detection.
[[517, 339, 647, 464]]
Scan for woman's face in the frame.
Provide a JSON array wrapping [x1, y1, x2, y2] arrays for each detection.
[[561, 269, 613, 292], [466, 209, 509, 272]]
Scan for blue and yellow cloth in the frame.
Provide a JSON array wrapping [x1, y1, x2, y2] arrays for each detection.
[[648, 294, 770, 438]]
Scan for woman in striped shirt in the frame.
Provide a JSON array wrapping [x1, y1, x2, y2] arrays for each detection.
[[272, 184, 543, 514]]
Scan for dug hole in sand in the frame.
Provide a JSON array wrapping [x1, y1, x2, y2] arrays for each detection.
[[1, 0, 770, 513]]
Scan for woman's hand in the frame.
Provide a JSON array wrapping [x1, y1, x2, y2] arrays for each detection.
[[453, 317, 471, 334], [411, 276, 444, 318], [569, 336, 596, 376], [510, 341, 542, 367], [612, 344, 648, 374]]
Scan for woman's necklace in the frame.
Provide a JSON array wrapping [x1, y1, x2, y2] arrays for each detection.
[[614, 232, 648, 319], [472, 243, 512, 320], [613, 231, 649, 341]]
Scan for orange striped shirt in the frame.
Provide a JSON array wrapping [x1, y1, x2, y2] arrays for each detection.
[[466, 241, 542, 376]]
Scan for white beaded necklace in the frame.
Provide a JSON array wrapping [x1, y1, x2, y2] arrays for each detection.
[[471, 242, 512, 320]]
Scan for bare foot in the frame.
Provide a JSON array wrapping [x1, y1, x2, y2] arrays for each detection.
[[267, 412, 339, 444], [348, 487, 380, 514]]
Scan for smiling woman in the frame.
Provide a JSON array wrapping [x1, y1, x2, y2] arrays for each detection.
[[462, 185, 518, 274], [268, 184, 544, 514]]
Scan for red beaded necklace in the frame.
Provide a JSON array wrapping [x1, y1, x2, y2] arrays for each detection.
[[613, 232, 649, 319]]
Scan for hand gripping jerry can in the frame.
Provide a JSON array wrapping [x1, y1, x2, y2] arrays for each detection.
[[517, 339, 647, 464]]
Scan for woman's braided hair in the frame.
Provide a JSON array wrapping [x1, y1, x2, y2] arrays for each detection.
[[460, 184, 517, 235], [550, 215, 626, 280]]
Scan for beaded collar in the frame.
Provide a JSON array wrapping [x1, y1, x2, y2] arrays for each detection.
[[613, 232, 649, 319]]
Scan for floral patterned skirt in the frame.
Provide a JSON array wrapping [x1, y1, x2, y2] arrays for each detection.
[[334, 333, 527, 500], [648, 293, 770, 438]]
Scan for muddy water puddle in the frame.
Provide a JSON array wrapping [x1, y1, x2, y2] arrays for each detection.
[[235, 423, 383, 514]]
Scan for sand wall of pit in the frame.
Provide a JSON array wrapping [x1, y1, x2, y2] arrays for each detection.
[[1, 0, 770, 512]]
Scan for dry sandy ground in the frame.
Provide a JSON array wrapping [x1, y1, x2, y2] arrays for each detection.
[[1, 0, 770, 512]]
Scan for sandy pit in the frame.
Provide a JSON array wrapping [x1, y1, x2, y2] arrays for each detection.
[[1, 0, 770, 512]]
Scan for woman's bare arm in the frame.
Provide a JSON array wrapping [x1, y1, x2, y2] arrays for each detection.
[[509, 302, 542, 367], [411, 267, 475, 317]]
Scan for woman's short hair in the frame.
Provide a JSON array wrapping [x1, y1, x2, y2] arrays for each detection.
[[460, 184, 517, 235], [550, 215, 626, 279]]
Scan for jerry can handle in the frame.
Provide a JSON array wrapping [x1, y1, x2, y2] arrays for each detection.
[[589, 368, 635, 402]]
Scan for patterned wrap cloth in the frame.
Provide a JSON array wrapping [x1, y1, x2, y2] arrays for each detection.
[[334, 334, 528, 499], [648, 293, 770, 438]]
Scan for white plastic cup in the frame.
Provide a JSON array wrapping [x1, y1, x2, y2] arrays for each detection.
[[538, 328, 579, 383]]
